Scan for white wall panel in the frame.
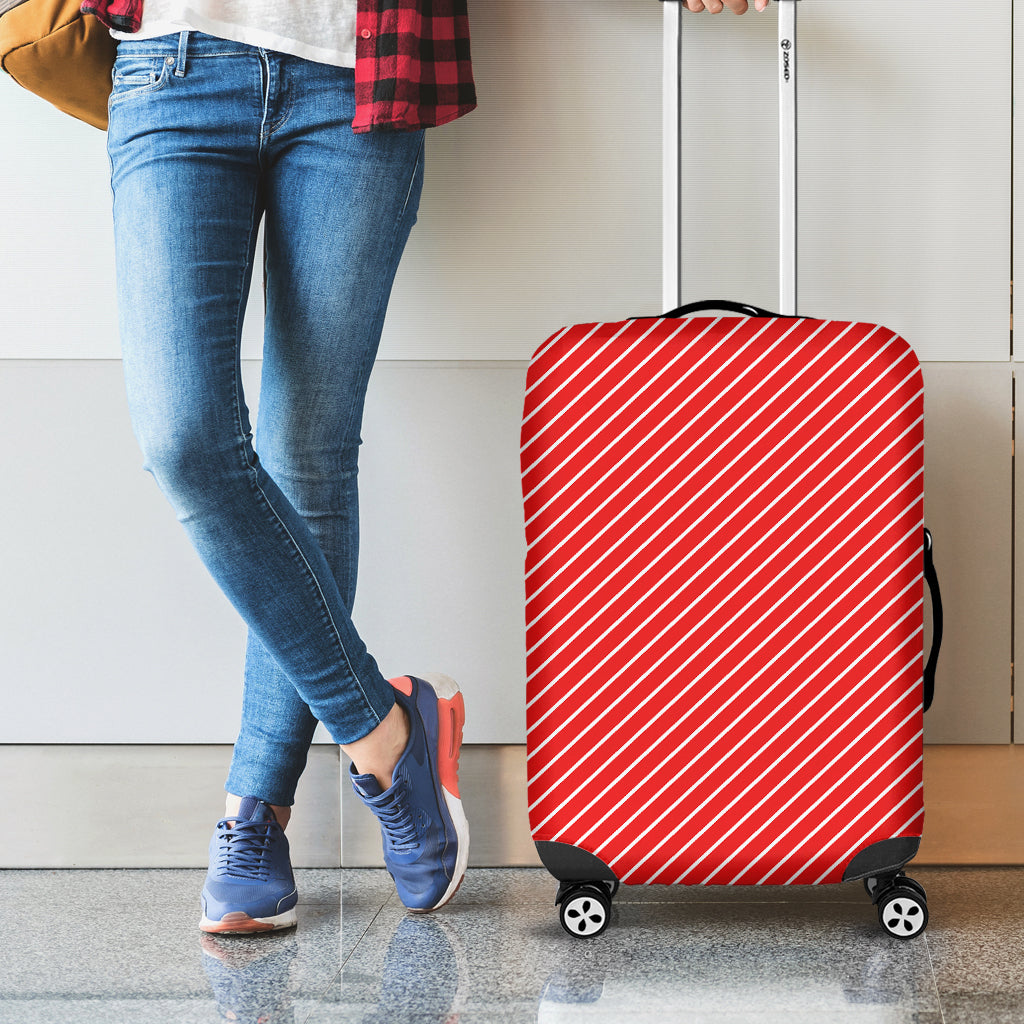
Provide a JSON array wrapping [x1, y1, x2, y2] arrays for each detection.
[[0, 85, 120, 359], [0, 0, 664, 742], [0, 745, 341, 868], [0, 0, 664, 362], [4, 355, 1006, 745], [379, 0, 663, 359], [676, 2, 1009, 362], [921, 363, 1012, 744], [0, 361, 250, 742], [0, 360, 528, 743], [355, 363, 528, 741]]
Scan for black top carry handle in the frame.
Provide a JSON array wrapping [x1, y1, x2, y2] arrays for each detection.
[[632, 300, 794, 319], [658, 300, 793, 319], [923, 528, 942, 713]]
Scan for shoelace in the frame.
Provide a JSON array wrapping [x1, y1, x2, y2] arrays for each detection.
[[372, 782, 421, 854], [215, 818, 275, 880]]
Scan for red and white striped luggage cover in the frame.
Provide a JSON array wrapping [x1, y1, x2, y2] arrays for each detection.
[[522, 313, 925, 887]]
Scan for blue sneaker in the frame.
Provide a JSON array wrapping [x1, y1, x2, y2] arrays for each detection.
[[350, 673, 470, 912], [199, 796, 298, 934]]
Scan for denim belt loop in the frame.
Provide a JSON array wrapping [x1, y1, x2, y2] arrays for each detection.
[[174, 30, 189, 78]]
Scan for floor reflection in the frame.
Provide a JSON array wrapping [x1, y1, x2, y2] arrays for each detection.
[[354, 915, 467, 1023], [533, 917, 936, 1023], [200, 931, 299, 1023], [0, 868, 1016, 1023]]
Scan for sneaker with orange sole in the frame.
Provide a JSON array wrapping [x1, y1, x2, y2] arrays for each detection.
[[350, 673, 469, 911]]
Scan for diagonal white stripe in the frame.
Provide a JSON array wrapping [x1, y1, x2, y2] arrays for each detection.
[[524, 323, 618, 411], [603, 583, 924, 880], [525, 328, 886, 714], [527, 456, 922, 799], [524, 322, 859, 577], [524, 413, 925, 761], [751, 728, 922, 886], [526, 376, 919, 738], [526, 328, 890, 653], [625, 666, 923, 885], [684, 684, 923, 886], [525, 355, 919, 726], [521, 319, 712, 463], [775, 751, 924, 886], [527, 411, 920, 679], [525, 325, 899, 631], [527, 435, 922, 779], [523, 334, 673, 462], [525, 324, 896, 636], [523, 323, 577, 395], [523, 317, 758, 491], [814, 803, 925, 887], [683, 671, 923, 886], [526, 374, 920, 645], [813, 804, 927, 888], [554, 526, 924, 849], [811, 774, 925, 888], [534, 525, 921, 843], [706, 674, 923, 886], [529, 497, 923, 844], [523, 319, 661, 427], [523, 316, 822, 534], [526, 379, 920, 654], [527, 448, 922, 786], [738, 730, 923, 887], [523, 330, 721, 488], [579, 536, 923, 858]]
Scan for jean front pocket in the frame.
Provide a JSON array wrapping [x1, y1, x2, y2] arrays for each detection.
[[109, 54, 174, 104]]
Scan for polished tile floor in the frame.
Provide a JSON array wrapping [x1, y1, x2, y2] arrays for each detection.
[[0, 867, 1020, 1023]]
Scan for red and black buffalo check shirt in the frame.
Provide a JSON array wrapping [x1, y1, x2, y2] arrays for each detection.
[[79, 0, 477, 133]]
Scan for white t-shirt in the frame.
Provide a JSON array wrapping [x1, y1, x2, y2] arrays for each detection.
[[109, 1, 357, 69]]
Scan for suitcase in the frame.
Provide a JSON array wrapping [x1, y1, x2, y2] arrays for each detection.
[[521, 1, 942, 940]]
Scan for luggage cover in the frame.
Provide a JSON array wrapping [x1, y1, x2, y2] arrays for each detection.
[[522, 314, 925, 886]]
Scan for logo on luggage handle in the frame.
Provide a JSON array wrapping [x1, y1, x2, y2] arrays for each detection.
[[781, 38, 792, 82]]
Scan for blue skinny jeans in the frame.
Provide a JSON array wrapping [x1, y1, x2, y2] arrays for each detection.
[[106, 30, 424, 805]]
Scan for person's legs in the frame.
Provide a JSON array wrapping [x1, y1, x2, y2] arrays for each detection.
[[108, 32, 399, 782], [226, 50, 425, 808], [107, 31, 466, 928]]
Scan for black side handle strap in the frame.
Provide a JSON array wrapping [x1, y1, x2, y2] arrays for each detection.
[[923, 527, 942, 713]]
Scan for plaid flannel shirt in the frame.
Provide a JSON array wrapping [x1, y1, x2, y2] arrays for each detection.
[[79, 0, 476, 133]]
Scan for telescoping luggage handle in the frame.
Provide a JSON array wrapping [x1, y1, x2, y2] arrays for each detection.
[[661, 0, 800, 317]]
